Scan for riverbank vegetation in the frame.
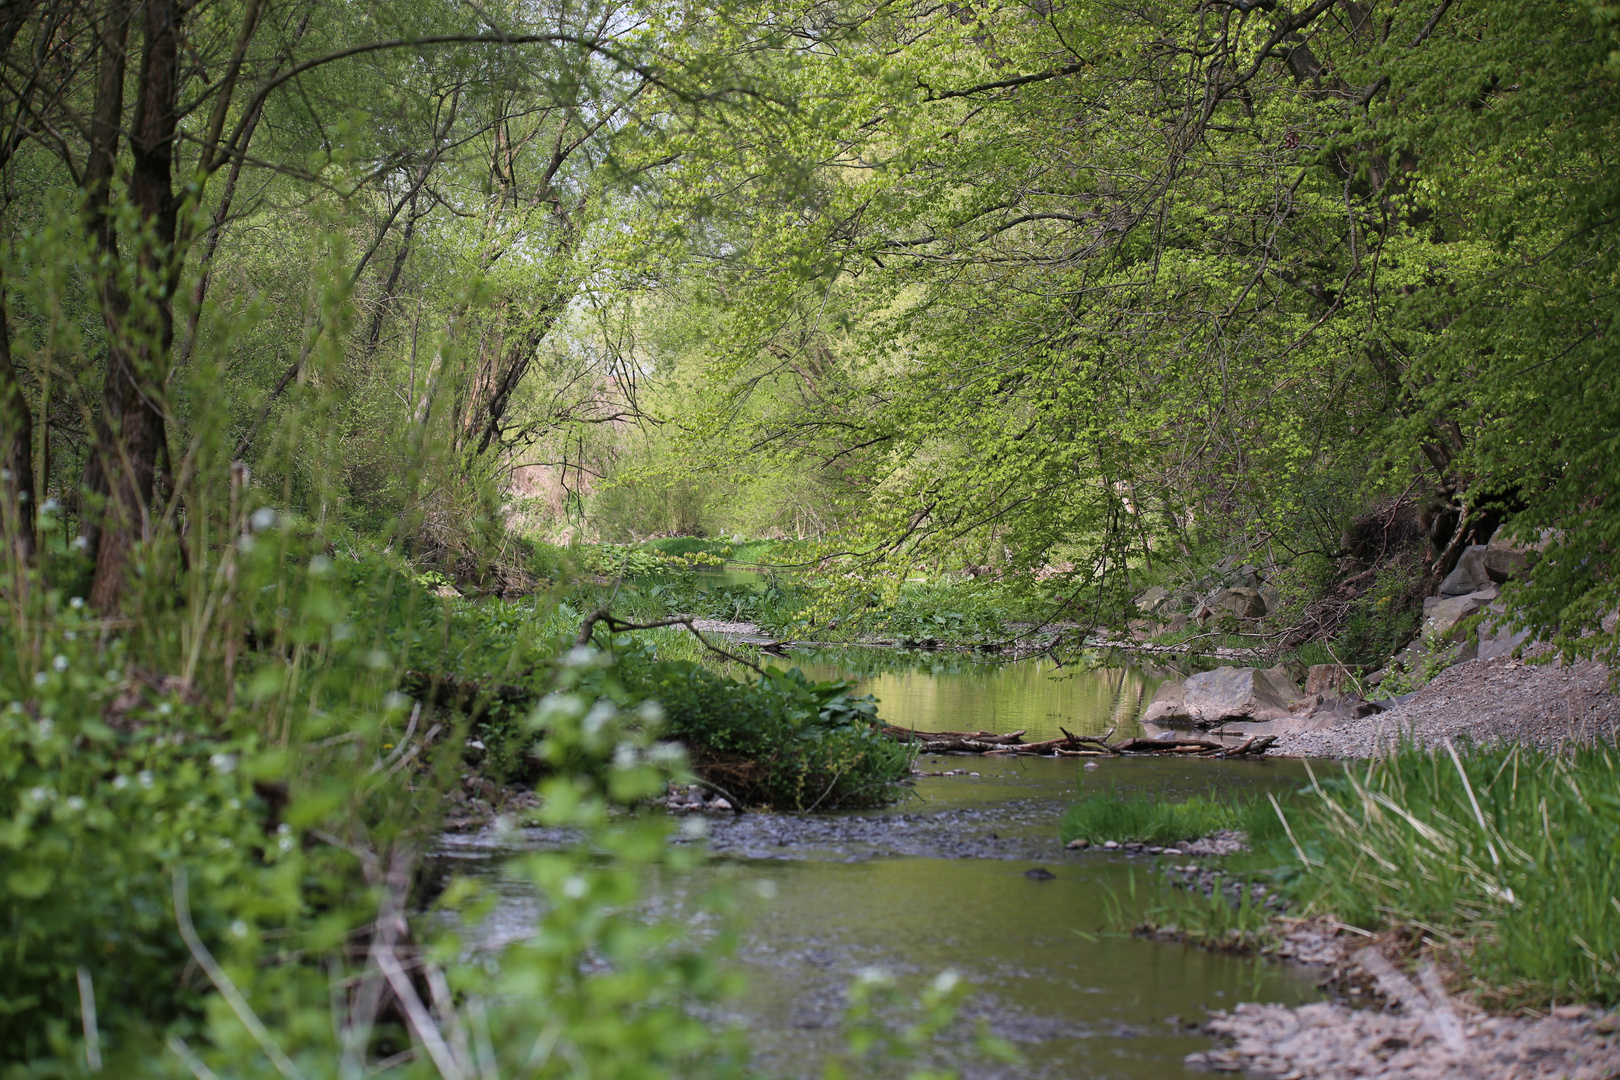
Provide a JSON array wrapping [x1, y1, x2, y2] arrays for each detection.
[[1059, 790, 1278, 849], [1119, 742, 1620, 1009], [1, 0, 1617, 1069]]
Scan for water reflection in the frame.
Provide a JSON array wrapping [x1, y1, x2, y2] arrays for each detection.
[[782, 650, 1169, 742]]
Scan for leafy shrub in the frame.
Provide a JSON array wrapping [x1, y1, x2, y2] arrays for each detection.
[[580, 543, 673, 578], [1333, 562, 1424, 667], [629, 577, 804, 627], [0, 617, 283, 1061], [609, 650, 912, 810], [0, 558, 765, 1077]]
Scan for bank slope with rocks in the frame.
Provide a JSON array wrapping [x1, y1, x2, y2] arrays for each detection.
[[1131, 524, 1620, 755], [1274, 651, 1620, 757]]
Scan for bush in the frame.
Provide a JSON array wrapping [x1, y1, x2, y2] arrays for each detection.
[[0, 618, 281, 1061], [610, 650, 912, 810], [1332, 560, 1424, 667]]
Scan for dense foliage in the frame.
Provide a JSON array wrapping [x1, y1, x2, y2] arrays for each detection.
[[607, 0, 1620, 657], [617, 654, 912, 809]]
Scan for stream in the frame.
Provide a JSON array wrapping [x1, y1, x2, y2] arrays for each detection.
[[437, 650, 1325, 1078]]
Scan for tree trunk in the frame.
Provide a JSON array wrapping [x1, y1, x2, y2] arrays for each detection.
[[0, 283, 34, 569], [85, 0, 182, 611]]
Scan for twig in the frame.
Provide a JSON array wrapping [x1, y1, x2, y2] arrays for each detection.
[[372, 701, 422, 774], [172, 870, 307, 1080], [371, 851, 468, 1080], [575, 609, 767, 676], [165, 1035, 220, 1080], [77, 967, 101, 1072], [1061, 727, 1123, 755]]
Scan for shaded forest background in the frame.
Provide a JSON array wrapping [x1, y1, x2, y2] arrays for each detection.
[[2, 0, 1616, 656]]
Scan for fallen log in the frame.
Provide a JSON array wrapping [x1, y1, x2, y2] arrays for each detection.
[[885, 726, 1278, 758], [1111, 737, 1225, 753], [913, 737, 1033, 753], [880, 726, 1026, 745], [1209, 735, 1278, 758]]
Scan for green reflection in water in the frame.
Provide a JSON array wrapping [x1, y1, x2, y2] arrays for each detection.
[[714, 852, 1316, 1080], [783, 652, 1166, 742]]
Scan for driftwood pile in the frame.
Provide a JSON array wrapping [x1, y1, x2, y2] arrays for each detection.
[[879, 725, 1278, 759]]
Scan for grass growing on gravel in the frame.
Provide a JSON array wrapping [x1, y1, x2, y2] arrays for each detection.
[[1267, 741, 1620, 1007], [1059, 790, 1279, 846], [1119, 742, 1620, 1008]]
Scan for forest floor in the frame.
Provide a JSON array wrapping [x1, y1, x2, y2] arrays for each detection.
[[1272, 651, 1620, 758]]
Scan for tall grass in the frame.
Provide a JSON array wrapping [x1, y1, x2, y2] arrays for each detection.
[[1270, 741, 1620, 1006], [1085, 742, 1620, 1007]]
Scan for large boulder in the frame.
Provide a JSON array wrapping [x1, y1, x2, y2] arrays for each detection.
[[1477, 615, 1531, 661], [1484, 539, 1535, 583], [1135, 586, 1197, 620], [1179, 666, 1295, 726], [1197, 587, 1267, 623], [1259, 584, 1282, 617], [1224, 587, 1268, 618], [1439, 545, 1491, 596], [1423, 592, 1494, 643], [1141, 680, 1189, 725], [1227, 564, 1263, 591], [1134, 586, 1171, 614]]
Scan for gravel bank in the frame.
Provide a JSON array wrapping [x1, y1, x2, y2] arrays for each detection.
[[1192, 999, 1620, 1078], [1275, 653, 1620, 758]]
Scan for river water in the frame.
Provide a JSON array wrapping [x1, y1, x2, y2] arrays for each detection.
[[438, 650, 1323, 1078]]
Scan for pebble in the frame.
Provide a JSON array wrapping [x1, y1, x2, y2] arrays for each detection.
[[1102, 840, 1119, 850], [1066, 838, 1090, 849]]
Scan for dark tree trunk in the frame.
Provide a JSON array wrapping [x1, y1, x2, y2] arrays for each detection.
[[85, 0, 182, 611], [0, 283, 34, 568]]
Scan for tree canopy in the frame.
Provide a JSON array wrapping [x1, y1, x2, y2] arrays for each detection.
[[1, 0, 1615, 655]]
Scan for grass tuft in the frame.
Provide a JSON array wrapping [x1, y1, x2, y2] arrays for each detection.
[[1059, 790, 1277, 846]]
